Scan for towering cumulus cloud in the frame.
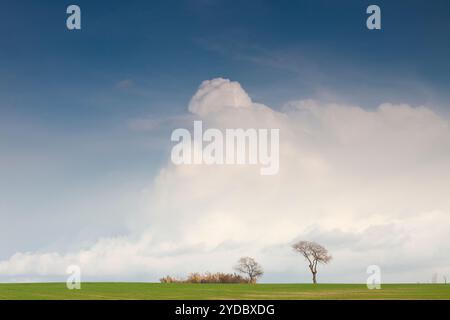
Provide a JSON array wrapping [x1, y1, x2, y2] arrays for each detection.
[[188, 78, 253, 115], [1, 78, 450, 283]]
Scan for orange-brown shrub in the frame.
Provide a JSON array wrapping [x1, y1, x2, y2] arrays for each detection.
[[159, 275, 179, 283], [160, 272, 248, 284]]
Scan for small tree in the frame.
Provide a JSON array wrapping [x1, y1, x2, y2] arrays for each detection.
[[234, 257, 264, 283], [292, 241, 332, 284]]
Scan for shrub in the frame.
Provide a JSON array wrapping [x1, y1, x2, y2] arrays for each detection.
[[160, 272, 248, 284], [159, 275, 179, 283]]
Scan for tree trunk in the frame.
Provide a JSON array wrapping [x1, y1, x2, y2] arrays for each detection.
[[312, 272, 317, 284]]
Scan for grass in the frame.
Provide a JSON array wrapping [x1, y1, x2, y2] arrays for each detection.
[[0, 283, 449, 300]]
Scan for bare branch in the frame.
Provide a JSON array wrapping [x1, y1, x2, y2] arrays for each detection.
[[292, 241, 332, 284], [234, 257, 264, 284]]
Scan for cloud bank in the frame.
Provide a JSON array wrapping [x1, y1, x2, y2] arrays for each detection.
[[1, 78, 450, 283]]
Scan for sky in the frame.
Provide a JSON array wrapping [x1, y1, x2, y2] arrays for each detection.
[[1, 0, 450, 283]]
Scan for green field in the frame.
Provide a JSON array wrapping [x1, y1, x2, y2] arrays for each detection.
[[0, 283, 449, 300]]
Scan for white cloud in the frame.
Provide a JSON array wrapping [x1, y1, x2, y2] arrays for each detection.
[[1, 78, 450, 283], [188, 78, 253, 116]]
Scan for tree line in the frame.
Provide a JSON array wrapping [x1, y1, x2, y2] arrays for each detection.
[[160, 241, 332, 284]]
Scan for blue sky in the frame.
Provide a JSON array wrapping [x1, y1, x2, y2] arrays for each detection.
[[2, 0, 450, 121], [1, 1, 450, 282]]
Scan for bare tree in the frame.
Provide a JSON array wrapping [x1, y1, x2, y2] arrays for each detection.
[[234, 257, 264, 283], [292, 241, 332, 284]]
